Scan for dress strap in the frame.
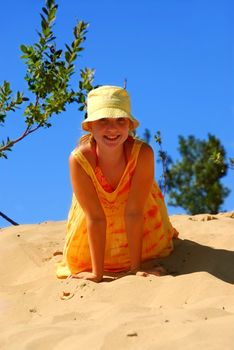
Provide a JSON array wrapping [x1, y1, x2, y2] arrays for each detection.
[[72, 137, 143, 195]]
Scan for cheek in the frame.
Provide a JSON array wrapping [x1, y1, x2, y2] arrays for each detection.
[[124, 120, 130, 129], [90, 122, 103, 134], [121, 123, 130, 133]]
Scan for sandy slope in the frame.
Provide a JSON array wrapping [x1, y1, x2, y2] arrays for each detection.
[[0, 212, 234, 350]]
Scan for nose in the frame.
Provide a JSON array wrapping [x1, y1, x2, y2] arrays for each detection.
[[106, 119, 118, 131]]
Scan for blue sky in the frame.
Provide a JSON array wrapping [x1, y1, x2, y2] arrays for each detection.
[[0, 0, 233, 228]]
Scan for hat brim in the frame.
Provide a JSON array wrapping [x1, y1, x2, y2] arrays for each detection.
[[82, 107, 139, 131]]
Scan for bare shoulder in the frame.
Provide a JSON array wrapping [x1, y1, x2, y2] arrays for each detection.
[[138, 142, 154, 162], [68, 144, 105, 220], [124, 137, 154, 163], [124, 137, 135, 160], [126, 141, 154, 213], [70, 142, 96, 169], [72, 142, 92, 157], [132, 141, 155, 180]]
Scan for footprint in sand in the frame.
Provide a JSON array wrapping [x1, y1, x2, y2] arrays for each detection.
[[59, 278, 88, 300], [60, 291, 74, 300], [53, 250, 63, 257]]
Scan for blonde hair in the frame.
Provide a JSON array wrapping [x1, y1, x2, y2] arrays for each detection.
[[77, 133, 94, 145]]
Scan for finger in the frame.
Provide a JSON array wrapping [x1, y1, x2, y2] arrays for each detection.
[[149, 272, 161, 277], [136, 271, 148, 277]]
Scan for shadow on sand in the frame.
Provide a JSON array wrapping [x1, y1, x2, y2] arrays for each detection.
[[155, 238, 234, 284], [106, 238, 234, 284]]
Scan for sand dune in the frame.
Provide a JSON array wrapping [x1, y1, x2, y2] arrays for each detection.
[[0, 212, 234, 350]]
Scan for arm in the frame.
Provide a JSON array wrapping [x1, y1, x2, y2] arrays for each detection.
[[69, 152, 106, 281], [124, 143, 154, 271]]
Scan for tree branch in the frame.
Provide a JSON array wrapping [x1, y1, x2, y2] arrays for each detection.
[[0, 123, 43, 152], [0, 211, 19, 226]]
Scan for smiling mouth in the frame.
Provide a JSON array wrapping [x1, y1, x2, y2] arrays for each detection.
[[104, 135, 120, 141]]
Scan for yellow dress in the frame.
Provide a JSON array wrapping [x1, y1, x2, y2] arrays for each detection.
[[56, 138, 177, 278]]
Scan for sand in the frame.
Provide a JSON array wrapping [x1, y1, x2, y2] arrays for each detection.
[[0, 212, 234, 350]]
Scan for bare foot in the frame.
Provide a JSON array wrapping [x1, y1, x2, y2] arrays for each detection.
[[72, 272, 103, 283]]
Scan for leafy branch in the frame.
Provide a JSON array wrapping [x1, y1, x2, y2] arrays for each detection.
[[154, 130, 171, 195], [0, 0, 95, 159], [138, 129, 170, 196], [210, 151, 234, 171]]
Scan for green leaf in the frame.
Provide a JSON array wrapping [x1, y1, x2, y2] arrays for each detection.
[[65, 44, 72, 54], [42, 7, 49, 15], [41, 19, 48, 32], [0, 112, 6, 122], [46, 36, 56, 43], [48, 7, 57, 21], [46, 0, 55, 10], [40, 13, 47, 24], [79, 94, 85, 103], [20, 44, 28, 53], [55, 49, 62, 57], [43, 26, 51, 38], [65, 51, 71, 63], [70, 53, 77, 62]]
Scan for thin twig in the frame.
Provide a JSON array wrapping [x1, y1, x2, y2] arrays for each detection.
[[0, 123, 43, 152], [0, 211, 19, 226]]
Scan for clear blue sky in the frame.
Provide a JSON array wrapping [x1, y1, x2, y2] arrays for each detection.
[[0, 0, 233, 228]]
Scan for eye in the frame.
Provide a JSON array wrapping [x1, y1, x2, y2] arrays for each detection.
[[98, 118, 108, 124], [117, 118, 127, 124]]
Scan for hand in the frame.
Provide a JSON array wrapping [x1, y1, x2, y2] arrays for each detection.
[[72, 271, 103, 283]]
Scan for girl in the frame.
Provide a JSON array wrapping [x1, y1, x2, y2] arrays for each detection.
[[56, 85, 178, 282]]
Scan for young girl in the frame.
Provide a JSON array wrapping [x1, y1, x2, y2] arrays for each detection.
[[56, 85, 178, 282]]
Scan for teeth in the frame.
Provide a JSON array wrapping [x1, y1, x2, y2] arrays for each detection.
[[105, 136, 119, 140]]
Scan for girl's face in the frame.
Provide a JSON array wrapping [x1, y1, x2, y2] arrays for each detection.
[[90, 117, 130, 148]]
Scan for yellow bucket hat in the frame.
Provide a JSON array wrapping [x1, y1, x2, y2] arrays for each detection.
[[82, 85, 139, 131]]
